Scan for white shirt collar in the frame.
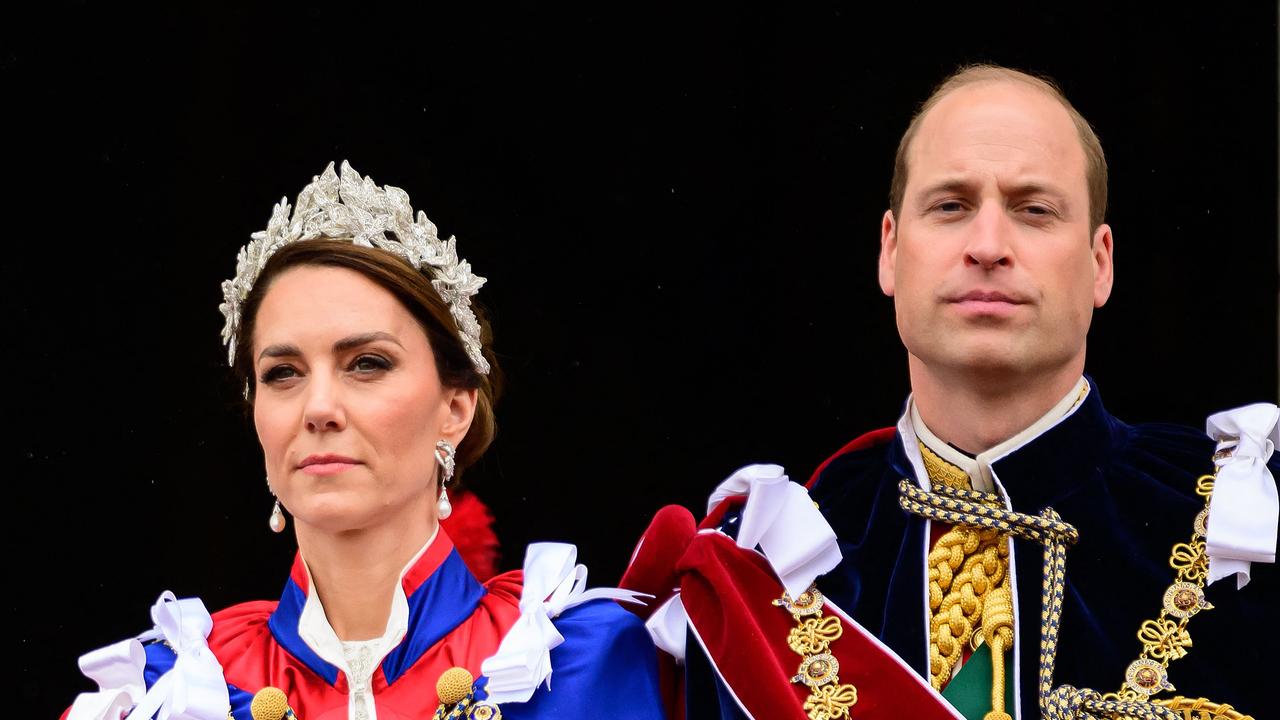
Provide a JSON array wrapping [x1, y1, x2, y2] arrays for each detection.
[[296, 524, 440, 681], [903, 377, 1090, 493]]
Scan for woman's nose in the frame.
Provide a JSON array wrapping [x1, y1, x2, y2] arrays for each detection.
[[302, 374, 347, 433]]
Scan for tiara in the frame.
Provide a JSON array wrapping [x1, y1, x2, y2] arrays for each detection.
[[218, 161, 490, 375]]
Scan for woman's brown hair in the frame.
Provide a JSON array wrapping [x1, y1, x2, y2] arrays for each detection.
[[230, 239, 501, 484]]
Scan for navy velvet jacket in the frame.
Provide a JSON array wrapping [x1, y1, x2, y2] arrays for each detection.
[[805, 382, 1277, 715]]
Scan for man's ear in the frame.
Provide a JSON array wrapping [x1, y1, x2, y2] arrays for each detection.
[[878, 210, 898, 297], [1091, 223, 1114, 308]]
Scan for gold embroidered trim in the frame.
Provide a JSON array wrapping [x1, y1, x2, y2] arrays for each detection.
[[919, 442, 973, 491]]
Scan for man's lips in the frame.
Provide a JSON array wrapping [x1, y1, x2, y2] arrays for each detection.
[[947, 290, 1025, 304], [945, 290, 1028, 317], [298, 454, 362, 475]]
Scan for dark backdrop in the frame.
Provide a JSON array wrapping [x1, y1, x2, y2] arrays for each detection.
[[6, 4, 1277, 716]]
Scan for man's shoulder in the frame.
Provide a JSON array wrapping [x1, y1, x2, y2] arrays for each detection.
[[806, 426, 903, 509]]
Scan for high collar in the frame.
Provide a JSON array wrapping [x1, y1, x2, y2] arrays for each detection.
[[891, 375, 1119, 514], [909, 377, 1090, 492], [267, 527, 487, 688]]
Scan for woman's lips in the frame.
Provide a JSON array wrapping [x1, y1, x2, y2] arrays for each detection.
[[298, 454, 362, 476], [300, 461, 360, 476]]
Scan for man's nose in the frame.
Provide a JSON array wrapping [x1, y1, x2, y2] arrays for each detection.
[[302, 372, 347, 433], [963, 204, 1013, 270]]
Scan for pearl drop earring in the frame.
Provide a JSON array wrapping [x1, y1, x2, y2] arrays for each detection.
[[434, 440, 456, 519]]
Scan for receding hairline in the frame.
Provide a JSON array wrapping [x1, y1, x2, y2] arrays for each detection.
[[889, 64, 1109, 231]]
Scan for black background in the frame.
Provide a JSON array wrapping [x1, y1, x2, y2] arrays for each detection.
[[6, 5, 1277, 716]]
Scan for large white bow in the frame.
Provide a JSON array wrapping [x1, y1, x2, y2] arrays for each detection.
[[480, 543, 649, 705], [707, 463, 841, 598], [1205, 403, 1279, 588], [67, 592, 229, 720]]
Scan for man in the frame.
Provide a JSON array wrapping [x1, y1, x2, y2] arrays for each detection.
[[622, 65, 1278, 720]]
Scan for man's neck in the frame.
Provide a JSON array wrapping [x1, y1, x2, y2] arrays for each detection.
[[908, 356, 1085, 455]]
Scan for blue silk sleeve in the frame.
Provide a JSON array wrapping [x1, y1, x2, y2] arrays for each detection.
[[494, 598, 666, 719]]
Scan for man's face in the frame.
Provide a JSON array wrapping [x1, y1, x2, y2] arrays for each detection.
[[879, 80, 1113, 382]]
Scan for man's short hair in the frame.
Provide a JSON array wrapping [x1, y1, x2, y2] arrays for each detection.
[[888, 64, 1109, 232]]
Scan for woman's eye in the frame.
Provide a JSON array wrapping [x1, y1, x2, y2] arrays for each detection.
[[260, 365, 298, 384], [350, 354, 392, 373]]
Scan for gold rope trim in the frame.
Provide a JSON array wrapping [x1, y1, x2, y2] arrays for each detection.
[[918, 441, 1014, 719]]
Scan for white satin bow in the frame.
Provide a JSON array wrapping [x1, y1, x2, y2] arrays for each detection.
[[1205, 403, 1279, 589], [480, 543, 650, 705], [67, 592, 229, 720], [707, 463, 842, 598]]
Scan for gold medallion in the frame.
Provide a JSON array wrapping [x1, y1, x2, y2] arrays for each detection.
[[1125, 658, 1174, 696], [1162, 581, 1212, 619], [792, 652, 840, 688], [468, 702, 501, 720], [1193, 508, 1209, 537], [773, 586, 825, 619]]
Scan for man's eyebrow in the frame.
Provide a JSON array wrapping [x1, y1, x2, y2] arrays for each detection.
[[914, 178, 1072, 203], [257, 332, 404, 363], [915, 177, 979, 201], [1002, 180, 1069, 200]]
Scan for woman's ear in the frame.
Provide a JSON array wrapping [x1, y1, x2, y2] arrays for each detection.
[[441, 386, 478, 446]]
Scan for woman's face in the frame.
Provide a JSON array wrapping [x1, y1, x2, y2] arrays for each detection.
[[251, 265, 476, 534]]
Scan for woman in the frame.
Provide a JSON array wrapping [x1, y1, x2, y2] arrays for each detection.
[[64, 162, 664, 720]]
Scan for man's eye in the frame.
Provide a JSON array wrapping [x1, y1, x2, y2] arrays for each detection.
[[261, 365, 298, 384], [351, 355, 392, 373], [936, 201, 966, 213]]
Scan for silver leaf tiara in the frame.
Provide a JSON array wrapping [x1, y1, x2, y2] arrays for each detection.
[[218, 161, 490, 375]]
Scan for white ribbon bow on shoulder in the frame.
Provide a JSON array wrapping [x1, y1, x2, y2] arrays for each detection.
[[480, 543, 650, 705], [67, 592, 229, 720], [1205, 403, 1280, 589], [707, 463, 842, 599]]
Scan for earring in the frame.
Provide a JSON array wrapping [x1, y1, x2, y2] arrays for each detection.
[[269, 500, 287, 533], [266, 476, 286, 533], [434, 440, 456, 519]]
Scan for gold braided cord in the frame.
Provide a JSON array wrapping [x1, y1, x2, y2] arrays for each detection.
[[917, 443, 1016, 716], [898, 462, 1253, 720], [899, 482, 1179, 720], [928, 525, 1009, 688], [1153, 697, 1252, 720], [982, 585, 1016, 720]]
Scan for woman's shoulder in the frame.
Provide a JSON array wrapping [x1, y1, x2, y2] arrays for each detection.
[[64, 593, 239, 720], [207, 599, 278, 658], [474, 543, 663, 714]]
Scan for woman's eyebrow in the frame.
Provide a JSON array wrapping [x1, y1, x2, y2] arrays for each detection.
[[333, 331, 404, 354], [258, 343, 301, 362], [257, 332, 403, 363]]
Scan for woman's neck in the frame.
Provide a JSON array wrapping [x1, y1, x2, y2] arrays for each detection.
[[294, 495, 438, 641]]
